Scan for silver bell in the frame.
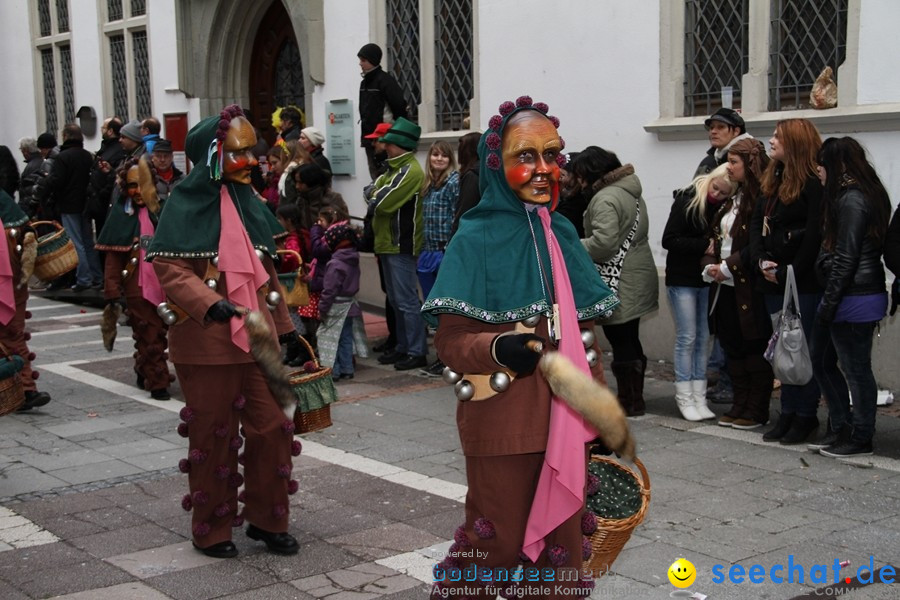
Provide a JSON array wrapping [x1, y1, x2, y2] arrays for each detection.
[[9, 228, 18, 238], [521, 314, 541, 328], [442, 367, 462, 385], [121, 269, 130, 278], [266, 290, 281, 307], [205, 278, 217, 290], [581, 328, 596, 348], [211, 256, 219, 266], [454, 380, 475, 402], [130, 256, 139, 265], [161, 310, 178, 326], [585, 348, 599, 368], [255, 249, 265, 261], [15, 244, 23, 253], [156, 302, 171, 317], [489, 371, 511, 393]]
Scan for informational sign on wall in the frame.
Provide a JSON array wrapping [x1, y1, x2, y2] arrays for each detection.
[[324, 99, 355, 176]]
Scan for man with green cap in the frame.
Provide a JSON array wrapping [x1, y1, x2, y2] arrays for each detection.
[[369, 117, 427, 371]]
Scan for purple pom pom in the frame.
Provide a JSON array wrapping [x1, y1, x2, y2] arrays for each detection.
[[191, 490, 209, 506], [582, 536, 593, 560], [181, 494, 193, 511], [453, 525, 471, 547], [281, 420, 295, 435], [473, 517, 495, 539], [177, 423, 189, 438], [228, 472, 244, 488], [179, 406, 195, 423], [515, 95, 533, 107], [214, 465, 230, 480], [192, 522, 210, 537], [178, 458, 191, 473], [534, 102, 549, 114], [214, 503, 231, 518], [231, 515, 244, 528], [291, 440, 302, 456], [559, 136, 566, 151], [272, 504, 287, 518], [488, 115, 503, 130], [581, 511, 597, 535], [287, 479, 299, 495], [237, 490, 247, 503], [214, 425, 229, 438], [587, 473, 601, 496], [188, 449, 207, 464], [218, 118, 231, 131], [547, 544, 569, 567], [232, 395, 246, 410], [548, 115, 560, 128], [556, 153, 568, 168], [277, 464, 292, 479], [485, 133, 501, 150], [498, 101, 515, 116], [229, 436, 243, 451], [486, 154, 501, 170], [237, 452, 246, 466]]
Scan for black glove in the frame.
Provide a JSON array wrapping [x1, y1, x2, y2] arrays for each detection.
[[206, 300, 239, 323], [492, 333, 545, 375], [891, 278, 899, 317]]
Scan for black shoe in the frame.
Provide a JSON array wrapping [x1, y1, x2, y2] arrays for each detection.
[[819, 440, 873, 458], [395, 354, 427, 371], [70, 284, 90, 292], [372, 340, 396, 353], [193, 540, 238, 558], [378, 350, 404, 365], [246, 524, 298, 555], [150, 388, 171, 400], [91, 282, 103, 290], [779, 415, 819, 445], [762, 412, 795, 442], [332, 373, 354, 382], [807, 424, 849, 451], [18, 390, 51, 411], [422, 360, 445, 377]]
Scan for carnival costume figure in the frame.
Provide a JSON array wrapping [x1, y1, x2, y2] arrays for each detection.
[[147, 105, 300, 559], [422, 97, 619, 599]]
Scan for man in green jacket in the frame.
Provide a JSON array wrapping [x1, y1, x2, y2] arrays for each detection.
[[369, 118, 427, 370]]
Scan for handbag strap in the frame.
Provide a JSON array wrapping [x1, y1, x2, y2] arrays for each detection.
[[782, 264, 801, 317], [597, 197, 641, 270]]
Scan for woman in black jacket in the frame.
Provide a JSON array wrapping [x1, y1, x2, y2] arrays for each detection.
[[808, 137, 891, 458], [750, 118, 823, 444]]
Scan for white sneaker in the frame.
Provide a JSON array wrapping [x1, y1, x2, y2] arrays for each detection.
[[675, 381, 702, 421], [691, 380, 716, 420]]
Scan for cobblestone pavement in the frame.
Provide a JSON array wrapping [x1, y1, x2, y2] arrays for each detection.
[[1, 296, 899, 599]]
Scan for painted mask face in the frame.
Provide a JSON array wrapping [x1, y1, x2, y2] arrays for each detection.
[[501, 111, 561, 205], [125, 166, 143, 205], [222, 117, 258, 184]]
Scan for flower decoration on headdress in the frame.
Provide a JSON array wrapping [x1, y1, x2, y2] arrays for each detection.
[[484, 95, 561, 171], [208, 104, 245, 181]]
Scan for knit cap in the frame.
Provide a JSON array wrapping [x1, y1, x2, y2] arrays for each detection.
[[37, 133, 57, 149], [301, 127, 325, 148], [120, 121, 143, 142], [357, 43, 382, 66]]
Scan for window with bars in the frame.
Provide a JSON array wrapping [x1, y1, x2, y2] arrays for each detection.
[[110, 34, 128, 119], [683, 0, 748, 117], [133, 31, 151, 118], [105, 4, 151, 121], [108, 0, 123, 21], [56, 0, 69, 32], [274, 40, 305, 108], [40, 49, 57, 134], [769, 0, 848, 111], [435, 0, 473, 130], [33, 0, 72, 134], [386, 0, 420, 123]]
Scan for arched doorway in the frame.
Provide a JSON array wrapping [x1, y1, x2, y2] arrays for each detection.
[[249, 1, 305, 148]]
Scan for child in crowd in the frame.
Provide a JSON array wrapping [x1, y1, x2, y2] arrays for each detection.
[[300, 204, 346, 355], [276, 202, 310, 366]]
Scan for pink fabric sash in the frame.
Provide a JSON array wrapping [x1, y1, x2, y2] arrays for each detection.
[[0, 217, 15, 326], [137, 207, 165, 306], [217, 186, 268, 352], [522, 207, 598, 562]]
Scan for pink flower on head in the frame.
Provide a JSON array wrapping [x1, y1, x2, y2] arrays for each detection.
[[214, 503, 231, 518], [547, 544, 569, 567], [188, 449, 207, 464], [515, 95, 533, 108], [191, 490, 209, 506], [181, 494, 193, 511], [214, 465, 230, 480], [581, 511, 597, 535], [177, 423, 189, 438], [291, 440, 302, 456], [556, 153, 568, 169], [214, 425, 229, 438], [548, 115, 560, 128], [217, 118, 231, 132], [192, 522, 210, 537], [232, 395, 246, 410], [498, 101, 515, 116], [486, 154, 501, 170], [281, 420, 295, 435], [534, 102, 549, 114], [287, 479, 299, 494], [178, 459, 191, 473], [276, 464, 292, 479], [473, 517, 496, 539], [179, 406, 195, 423], [229, 436, 243, 451], [272, 504, 288, 518], [485, 133, 501, 150], [582, 536, 593, 560], [231, 515, 244, 528], [228, 472, 244, 488], [488, 115, 503, 130]]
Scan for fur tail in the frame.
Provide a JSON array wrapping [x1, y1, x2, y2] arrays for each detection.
[[539, 352, 636, 461], [19, 232, 37, 288], [245, 311, 296, 419], [101, 303, 120, 352]]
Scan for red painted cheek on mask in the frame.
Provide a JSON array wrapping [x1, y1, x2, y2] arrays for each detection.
[[505, 164, 533, 187], [225, 156, 252, 173]]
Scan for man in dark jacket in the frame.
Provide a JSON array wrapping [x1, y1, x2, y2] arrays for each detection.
[[357, 43, 408, 179], [86, 117, 126, 233], [695, 108, 752, 176], [279, 107, 303, 142], [17, 137, 44, 216], [150, 139, 185, 201], [41, 124, 102, 291], [119, 120, 146, 160]]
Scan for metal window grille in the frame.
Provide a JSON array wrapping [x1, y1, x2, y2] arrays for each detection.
[[274, 39, 305, 109], [41, 48, 57, 134], [386, 0, 419, 122], [131, 0, 146, 17], [107, 0, 123, 21], [769, 0, 847, 111], [56, 0, 69, 33], [38, 0, 52, 37], [133, 30, 151, 118], [683, 0, 748, 117], [110, 34, 128, 120], [60, 44, 75, 123], [434, 0, 473, 131]]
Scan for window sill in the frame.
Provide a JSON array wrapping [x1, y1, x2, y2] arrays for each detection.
[[417, 129, 479, 146], [644, 102, 900, 141]]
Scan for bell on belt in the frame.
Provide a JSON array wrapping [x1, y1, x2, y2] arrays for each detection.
[[15, 244, 22, 253], [130, 257, 139, 265], [521, 314, 541, 328], [8, 228, 18, 238], [442, 367, 462, 385], [156, 302, 177, 325], [211, 256, 219, 266], [255, 249, 265, 261], [581, 328, 596, 348], [266, 290, 281, 309], [585, 348, 599, 368], [454, 380, 474, 402], [205, 278, 217, 290], [489, 371, 511, 393], [121, 269, 129, 278]]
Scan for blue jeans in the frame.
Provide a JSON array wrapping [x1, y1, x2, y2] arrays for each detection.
[[765, 293, 821, 417], [666, 286, 709, 382], [334, 317, 355, 376], [61, 212, 103, 286], [379, 253, 427, 357], [810, 319, 878, 443]]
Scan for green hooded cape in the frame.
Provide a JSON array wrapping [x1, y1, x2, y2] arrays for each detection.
[[96, 195, 160, 251], [421, 104, 618, 326], [0, 190, 28, 227], [146, 114, 284, 260]]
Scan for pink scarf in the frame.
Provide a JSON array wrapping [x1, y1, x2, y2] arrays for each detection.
[[217, 186, 269, 352], [0, 217, 15, 326], [137, 207, 165, 306], [522, 207, 598, 562]]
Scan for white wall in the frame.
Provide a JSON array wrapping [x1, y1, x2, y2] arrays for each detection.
[[856, 0, 900, 104], [147, 0, 201, 136], [0, 0, 38, 153]]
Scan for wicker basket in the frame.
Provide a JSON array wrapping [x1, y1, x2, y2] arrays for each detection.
[[0, 343, 25, 416], [287, 335, 337, 434], [584, 455, 650, 578], [32, 221, 78, 281], [275, 249, 310, 307]]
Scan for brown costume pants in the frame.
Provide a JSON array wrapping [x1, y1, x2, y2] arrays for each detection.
[[126, 296, 170, 391], [0, 287, 36, 392], [437, 453, 590, 599], [175, 363, 293, 547]]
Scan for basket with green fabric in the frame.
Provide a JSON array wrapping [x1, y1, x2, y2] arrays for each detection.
[[0, 343, 25, 416], [288, 335, 336, 433], [276, 249, 309, 308], [583, 454, 650, 577], [32, 220, 78, 281]]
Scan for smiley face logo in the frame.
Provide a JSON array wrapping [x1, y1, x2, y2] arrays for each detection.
[[668, 558, 696, 588]]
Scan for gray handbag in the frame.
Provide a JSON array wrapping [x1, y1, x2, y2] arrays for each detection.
[[764, 265, 813, 385]]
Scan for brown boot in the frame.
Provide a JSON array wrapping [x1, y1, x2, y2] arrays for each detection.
[[611, 359, 645, 417]]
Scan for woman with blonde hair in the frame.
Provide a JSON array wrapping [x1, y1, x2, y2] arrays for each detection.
[[663, 163, 737, 420], [750, 118, 824, 444], [279, 139, 314, 206]]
